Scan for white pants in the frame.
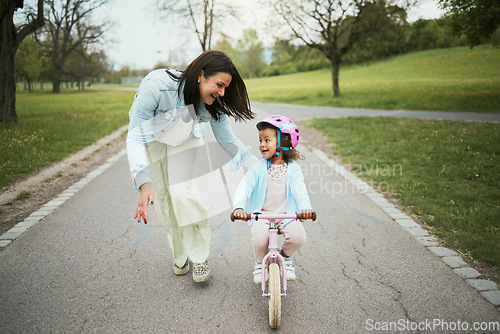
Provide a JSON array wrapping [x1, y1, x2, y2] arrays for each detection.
[[251, 220, 307, 261], [146, 138, 211, 267]]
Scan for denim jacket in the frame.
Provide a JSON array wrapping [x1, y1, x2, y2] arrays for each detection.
[[126, 69, 255, 191]]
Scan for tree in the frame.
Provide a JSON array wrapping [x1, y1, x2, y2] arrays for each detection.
[[65, 47, 108, 89], [1, 0, 44, 123], [266, 0, 367, 97], [271, 39, 297, 67], [439, 0, 500, 47], [344, 0, 409, 64], [156, 0, 237, 52], [15, 35, 45, 91], [264, 39, 299, 76], [265, 0, 413, 97], [39, 0, 107, 93], [404, 18, 467, 52], [237, 29, 266, 78], [262, 38, 330, 76], [214, 37, 237, 61]]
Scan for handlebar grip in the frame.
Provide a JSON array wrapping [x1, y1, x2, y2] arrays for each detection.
[[296, 212, 317, 221]]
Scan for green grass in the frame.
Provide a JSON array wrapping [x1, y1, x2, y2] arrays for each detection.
[[0, 90, 134, 189], [14, 191, 31, 201], [308, 117, 500, 267], [247, 45, 500, 113]]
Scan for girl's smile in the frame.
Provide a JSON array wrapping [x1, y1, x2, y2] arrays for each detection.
[[259, 128, 283, 163]]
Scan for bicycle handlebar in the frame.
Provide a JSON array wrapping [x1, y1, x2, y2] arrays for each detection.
[[230, 212, 316, 222]]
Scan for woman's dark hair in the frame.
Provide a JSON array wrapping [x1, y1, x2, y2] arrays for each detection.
[[167, 50, 255, 121], [256, 122, 302, 163]]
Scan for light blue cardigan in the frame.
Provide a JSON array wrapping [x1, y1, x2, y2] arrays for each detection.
[[232, 159, 312, 226], [126, 69, 254, 191]]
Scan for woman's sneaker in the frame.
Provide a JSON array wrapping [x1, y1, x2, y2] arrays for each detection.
[[284, 258, 296, 281], [253, 261, 268, 284], [173, 259, 190, 276], [192, 261, 210, 282]]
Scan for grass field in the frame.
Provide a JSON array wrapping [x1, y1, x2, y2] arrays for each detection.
[[308, 117, 499, 268], [246, 45, 500, 113], [0, 90, 134, 189]]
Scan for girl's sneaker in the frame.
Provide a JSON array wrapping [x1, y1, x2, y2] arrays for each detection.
[[253, 261, 268, 284], [284, 258, 296, 281], [192, 261, 210, 282]]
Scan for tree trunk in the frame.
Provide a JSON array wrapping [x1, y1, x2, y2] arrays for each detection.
[[1, 0, 43, 122], [0, 1, 19, 123], [52, 72, 61, 93], [330, 59, 341, 97], [52, 80, 60, 93]]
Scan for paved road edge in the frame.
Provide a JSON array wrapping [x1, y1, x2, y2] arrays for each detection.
[[0, 149, 126, 248]]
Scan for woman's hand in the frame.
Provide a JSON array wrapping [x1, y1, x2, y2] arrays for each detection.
[[135, 183, 155, 224], [300, 209, 315, 222], [233, 208, 250, 221]]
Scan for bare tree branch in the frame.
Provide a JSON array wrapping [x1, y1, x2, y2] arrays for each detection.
[[187, 0, 204, 49], [156, 0, 238, 52], [16, 0, 45, 50]]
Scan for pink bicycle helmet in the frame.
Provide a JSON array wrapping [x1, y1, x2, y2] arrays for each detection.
[[256, 115, 300, 149]]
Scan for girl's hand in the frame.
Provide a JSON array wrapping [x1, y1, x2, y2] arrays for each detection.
[[300, 209, 315, 222], [233, 209, 250, 221], [135, 183, 155, 224]]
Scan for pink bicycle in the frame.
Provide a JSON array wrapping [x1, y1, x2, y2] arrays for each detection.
[[230, 211, 317, 328]]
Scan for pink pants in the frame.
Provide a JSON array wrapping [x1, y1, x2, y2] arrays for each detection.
[[251, 220, 307, 261]]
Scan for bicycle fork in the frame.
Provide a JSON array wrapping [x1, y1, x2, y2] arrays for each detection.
[[261, 221, 287, 297]]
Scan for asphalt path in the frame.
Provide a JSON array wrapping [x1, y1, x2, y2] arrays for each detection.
[[1, 104, 499, 333], [251, 102, 500, 122]]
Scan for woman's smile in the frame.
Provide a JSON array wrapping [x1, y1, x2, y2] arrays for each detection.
[[198, 72, 232, 105]]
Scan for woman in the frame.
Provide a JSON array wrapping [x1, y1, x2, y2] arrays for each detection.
[[126, 50, 258, 282]]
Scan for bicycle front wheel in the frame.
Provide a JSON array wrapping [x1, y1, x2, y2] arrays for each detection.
[[268, 263, 281, 328]]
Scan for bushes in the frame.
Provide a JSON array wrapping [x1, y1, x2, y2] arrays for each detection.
[[404, 18, 468, 52]]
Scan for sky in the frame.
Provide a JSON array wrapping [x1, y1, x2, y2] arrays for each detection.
[[100, 0, 447, 71]]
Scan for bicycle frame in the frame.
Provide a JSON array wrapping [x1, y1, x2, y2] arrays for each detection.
[[261, 219, 288, 297], [243, 212, 313, 297]]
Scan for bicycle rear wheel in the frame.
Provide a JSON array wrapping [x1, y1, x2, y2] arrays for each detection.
[[268, 263, 281, 328]]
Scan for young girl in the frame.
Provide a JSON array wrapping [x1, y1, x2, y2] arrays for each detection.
[[232, 115, 315, 284]]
